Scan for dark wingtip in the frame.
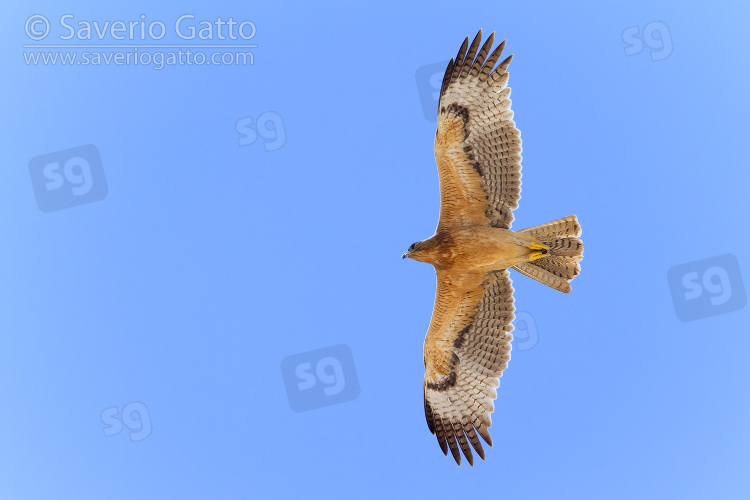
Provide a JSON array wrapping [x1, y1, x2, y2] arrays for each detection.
[[450, 448, 461, 466], [477, 426, 493, 447], [436, 434, 448, 456], [500, 53, 514, 69], [456, 36, 469, 60], [486, 32, 496, 49]]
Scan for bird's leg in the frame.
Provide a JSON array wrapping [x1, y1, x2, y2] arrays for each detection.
[[528, 242, 550, 261]]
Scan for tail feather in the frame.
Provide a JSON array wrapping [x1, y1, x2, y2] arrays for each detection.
[[517, 215, 581, 242], [548, 237, 583, 258], [537, 255, 580, 280], [512, 215, 583, 293], [513, 261, 572, 293]]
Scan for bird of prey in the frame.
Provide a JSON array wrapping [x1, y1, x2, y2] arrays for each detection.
[[403, 30, 583, 466]]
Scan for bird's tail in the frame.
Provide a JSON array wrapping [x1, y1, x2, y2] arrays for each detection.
[[512, 215, 583, 293]]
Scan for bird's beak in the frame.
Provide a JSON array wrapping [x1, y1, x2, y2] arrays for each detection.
[[402, 252, 410, 260]]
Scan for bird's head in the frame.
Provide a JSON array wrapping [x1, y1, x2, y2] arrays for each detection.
[[402, 240, 429, 262]]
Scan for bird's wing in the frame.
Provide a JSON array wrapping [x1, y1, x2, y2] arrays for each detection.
[[434, 30, 522, 230], [424, 268, 515, 466]]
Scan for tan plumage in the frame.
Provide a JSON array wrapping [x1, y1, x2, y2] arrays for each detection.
[[403, 30, 584, 466]]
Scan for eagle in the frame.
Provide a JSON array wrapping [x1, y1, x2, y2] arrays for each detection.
[[403, 30, 584, 466]]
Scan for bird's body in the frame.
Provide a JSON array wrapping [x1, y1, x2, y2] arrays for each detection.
[[403, 30, 584, 466], [407, 226, 545, 272]]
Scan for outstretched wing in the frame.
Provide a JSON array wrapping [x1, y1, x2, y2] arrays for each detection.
[[423, 268, 515, 466], [434, 30, 522, 230]]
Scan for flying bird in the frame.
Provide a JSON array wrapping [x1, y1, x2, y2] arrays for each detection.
[[403, 30, 583, 466]]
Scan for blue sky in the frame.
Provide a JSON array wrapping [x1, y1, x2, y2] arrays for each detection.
[[2, 1, 750, 499]]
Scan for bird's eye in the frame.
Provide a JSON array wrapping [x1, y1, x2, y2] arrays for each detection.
[[409, 243, 417, 251]]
